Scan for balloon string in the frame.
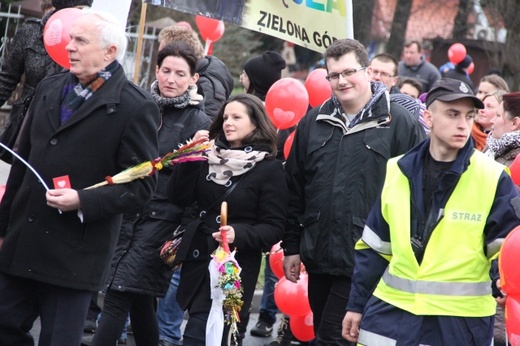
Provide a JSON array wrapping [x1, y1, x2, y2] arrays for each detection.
[[0, 142, 50, 191]]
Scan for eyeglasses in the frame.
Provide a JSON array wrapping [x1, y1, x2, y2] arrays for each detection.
[[371, 69, 394, 78], [325, 67, 366, 82]]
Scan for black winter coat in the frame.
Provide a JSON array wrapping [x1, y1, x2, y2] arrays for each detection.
[[0, 15, 60, 106], [442, 67, 475, 92], [0, 66, 159, 291], [167, 143, 288, 314], [106, 103, 211, 296], [196, 55, 234, 118], [284, 92, 426, 277]]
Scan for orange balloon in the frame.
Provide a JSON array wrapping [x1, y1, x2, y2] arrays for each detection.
[[43, 8, 84, 69]]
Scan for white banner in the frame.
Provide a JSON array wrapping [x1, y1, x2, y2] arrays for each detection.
[[143, 0, 353, 53], [91, 0, 132, 29]]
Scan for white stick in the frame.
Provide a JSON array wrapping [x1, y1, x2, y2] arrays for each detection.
[[204, 39, 212, 56], [0, 142, 50, 191]]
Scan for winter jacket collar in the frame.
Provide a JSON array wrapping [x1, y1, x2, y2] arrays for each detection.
[[397, 136, 475, 181], [317, 81, 391, 135], [406, 55, 427, 71]]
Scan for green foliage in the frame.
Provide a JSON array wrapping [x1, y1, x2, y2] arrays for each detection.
[[212, 24, 263, 84]]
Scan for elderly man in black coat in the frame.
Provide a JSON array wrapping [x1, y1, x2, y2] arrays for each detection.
[[0, 10, 159, 346]]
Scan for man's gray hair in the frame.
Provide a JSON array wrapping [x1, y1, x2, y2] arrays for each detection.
[[81, 9, 128, 61]]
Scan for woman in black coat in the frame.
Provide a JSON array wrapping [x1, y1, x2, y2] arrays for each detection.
[[168, 94, 288, 345], [91, 42, 211, 346]]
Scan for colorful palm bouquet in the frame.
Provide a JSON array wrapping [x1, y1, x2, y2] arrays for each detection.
[[85, 138, 211, 189], [206, 202, 244, 344], [214, 243, 243, 325]]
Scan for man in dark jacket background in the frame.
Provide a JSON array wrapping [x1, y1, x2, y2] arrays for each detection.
[[398, 40, 441, 93], [0, 10, 159, 345], [283, 38, 425, 345]]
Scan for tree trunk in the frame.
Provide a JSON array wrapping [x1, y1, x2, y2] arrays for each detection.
[[452, 0, 472, 40], [353, 0, 376, 45], [493, 0, 520, 89], [386, 0, 413, 59]]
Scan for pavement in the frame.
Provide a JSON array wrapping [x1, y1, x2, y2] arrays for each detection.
[[29, 306, 286, 346]]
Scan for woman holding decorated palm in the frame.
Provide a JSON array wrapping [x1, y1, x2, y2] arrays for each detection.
[[167, 93, 288, 345]]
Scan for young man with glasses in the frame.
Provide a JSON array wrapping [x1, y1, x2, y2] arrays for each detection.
[[369, 53, 399, 93], [283, 38, 426, 345]]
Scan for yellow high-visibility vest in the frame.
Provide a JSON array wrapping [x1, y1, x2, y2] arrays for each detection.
[[372, 151, 505, 317]]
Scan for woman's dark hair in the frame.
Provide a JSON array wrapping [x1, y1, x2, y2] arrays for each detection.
[[157, 41, 198, 76], [397, 77, 422, 95], [209, 94, 278, 158], [502, 92, 520, 120]]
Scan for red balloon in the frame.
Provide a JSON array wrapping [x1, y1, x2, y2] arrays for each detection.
[[500, 226, 520, 295], [505, 296, 520, 344], [448, 43, 466, 64], [265, 78, 309, 130], [269, 241, 285, 280], [305, 68, 331, 107], [290, 312, 315, 342], [176, 21, 192, 30], [283, 131, 296, 160], [274, 274, 311, 317], [509, 155, 520, 186], [195, 16, 225, 42], [43, 8, 85, 69], [467, 62, 475, 75], [0, 185, 5, 203]]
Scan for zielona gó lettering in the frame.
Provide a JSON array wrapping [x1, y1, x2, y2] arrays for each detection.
[[257, 11, 337, 48]]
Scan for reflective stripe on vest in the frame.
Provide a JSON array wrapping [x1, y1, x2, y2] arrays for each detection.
[[382, 267, 491, 296], [487, 238, 505, 259], [359, 329, 396, 346], [373, 151, 505, 317], [361, 224, 392, 255]]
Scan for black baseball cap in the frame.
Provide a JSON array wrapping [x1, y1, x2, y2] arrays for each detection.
[[426, 78, 484, 109]]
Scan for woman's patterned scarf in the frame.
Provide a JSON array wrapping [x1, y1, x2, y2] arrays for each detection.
[[150, 80, 203, 110], [486, 130, 520, 158], [206, 143, 268, 185]]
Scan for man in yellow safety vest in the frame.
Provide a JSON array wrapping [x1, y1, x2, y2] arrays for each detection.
[[342, 78, 520, 345]]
